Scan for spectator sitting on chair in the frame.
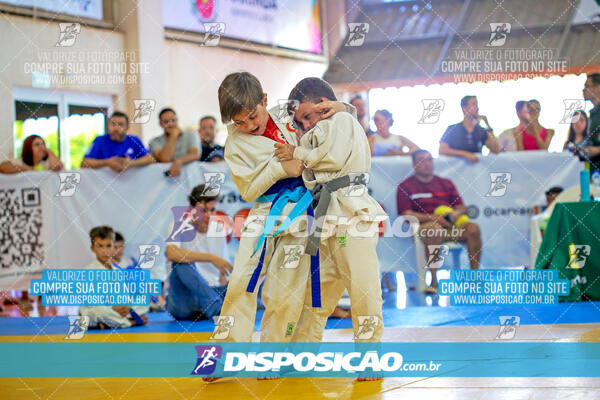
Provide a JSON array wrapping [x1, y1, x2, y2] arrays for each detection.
[[81, 111, 155, 171], [439, 95, 500, 162], [0, 134, 63, 174], [371, 109, 419, 157], [517, 99, 554, 151], [198, 115, 224, 162], [165, 184, 233, 321], [498, 101, 529, 152], [79, 226, 149, 329], [150, 108, 200, 176], [397, 150, 482, 293]]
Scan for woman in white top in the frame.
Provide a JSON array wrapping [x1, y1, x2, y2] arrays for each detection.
[[371, 109, 419, 157], [0, 134, 62, 174]]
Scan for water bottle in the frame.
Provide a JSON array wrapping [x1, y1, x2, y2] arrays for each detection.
[[592, 170, 600, 201]]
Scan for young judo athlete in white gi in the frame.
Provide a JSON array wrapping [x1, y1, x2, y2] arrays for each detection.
[[210, 73, 351, 345], [274, 79, 388, 369], [80, 226, 149, 329]]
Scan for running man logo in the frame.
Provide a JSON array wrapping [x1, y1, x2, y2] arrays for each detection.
[[276, 99, 300, 124], [202, 22, 225, 46], [567, 244, 591, 269], [281, 245, 304, 269], [570, 275, 587, 288], [355, 315, 379, 340], [486, 172, 512, 197], [138, 245, 160, 269], [345, 23, 370, 46], [418, 99, 445, 124], [56, 172, 81, 197], [168, 206, 203, 242], [202, 172, 226, 196], [132, 100, 156, 124], [191, 345, 223, 375], [343, 173, 369, 197], [211, 315, 234, 340], [425, 245, 449, 269], [65, 315, 89, 340], [485, 23, 511, 47], [495, 315, 520, 340], [559, 99, 586, 124], [56, 23, 81, 47]]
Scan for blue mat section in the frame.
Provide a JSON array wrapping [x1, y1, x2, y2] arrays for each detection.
[[1, 301, 600, 336]]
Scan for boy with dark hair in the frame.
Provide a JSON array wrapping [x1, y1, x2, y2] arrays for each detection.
[[113, 231, 126, 267], [79, 226, 149, 329], [274, 78, 388, 367]]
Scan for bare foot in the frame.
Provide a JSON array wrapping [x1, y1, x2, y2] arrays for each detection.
[[356, 376, 383, 381], [330, 306, 351, 319], [202, 377, 222, 383]]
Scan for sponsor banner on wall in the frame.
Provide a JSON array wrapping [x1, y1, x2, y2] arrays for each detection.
[[162, 0, 322, 54], [0, 0, 103, 19]]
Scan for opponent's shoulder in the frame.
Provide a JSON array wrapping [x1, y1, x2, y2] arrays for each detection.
[[314, 111, 357, 132]]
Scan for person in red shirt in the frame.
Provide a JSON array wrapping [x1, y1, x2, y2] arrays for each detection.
[[516, 99, 554, 151], [397, 149, 482, 293]]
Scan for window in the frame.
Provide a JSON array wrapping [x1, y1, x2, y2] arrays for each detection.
[[14, 101, 60, 160], [13, 88, 113, 169]]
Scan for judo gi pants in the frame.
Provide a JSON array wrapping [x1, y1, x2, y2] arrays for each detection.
[[166, 262, 228, 321], [79, 305, 149, 329], [211, 229, 310, 342], [292, 221, 384, 342]]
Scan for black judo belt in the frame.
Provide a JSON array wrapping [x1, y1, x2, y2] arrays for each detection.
[[305, 173, 368, 256]]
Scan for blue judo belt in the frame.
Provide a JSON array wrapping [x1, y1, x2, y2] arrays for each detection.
[[246, 177, 322, 308], [112, 262, 149, 325]]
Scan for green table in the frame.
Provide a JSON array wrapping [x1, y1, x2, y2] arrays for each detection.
[[535, 202, 600, 301]]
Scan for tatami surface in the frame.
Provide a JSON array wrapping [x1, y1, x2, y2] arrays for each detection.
[[2, 293, 600, 399]]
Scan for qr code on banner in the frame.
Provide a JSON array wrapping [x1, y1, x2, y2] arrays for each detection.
[[0, 188, 45, 268]]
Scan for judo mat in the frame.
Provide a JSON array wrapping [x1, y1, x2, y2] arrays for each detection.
[[1, 294, 600, 399]]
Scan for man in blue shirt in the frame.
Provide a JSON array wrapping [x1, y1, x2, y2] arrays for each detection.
[[439, 95, 500, 163], [81, 111, 155, 171]]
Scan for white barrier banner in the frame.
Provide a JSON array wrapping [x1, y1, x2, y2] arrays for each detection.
[[0, 151, 581, 289], [370, 151, 581, 272]]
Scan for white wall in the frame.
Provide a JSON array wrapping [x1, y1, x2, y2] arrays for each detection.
[[0, 11, 330, 156], [0, 14, 127, 158], [163, 40, 327, 144]]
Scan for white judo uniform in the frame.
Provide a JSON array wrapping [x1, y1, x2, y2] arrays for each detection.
[[79, 259, 149, 329], [213, 104, 313, 342], [291, 111, 388, 343]]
